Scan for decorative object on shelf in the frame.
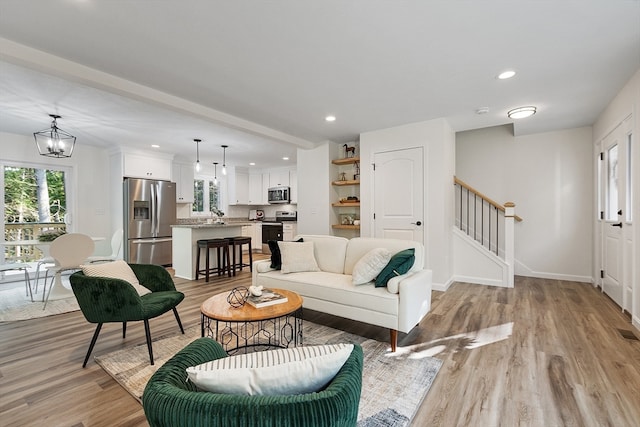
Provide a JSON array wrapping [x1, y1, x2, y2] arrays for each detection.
[[339, 172, 347, 181], [343, 144, 356, 158], [353, 220, 360, 226], [353, 161, 360, 181], [221, 145, 228, 175], [33, 114, 76, 158], [193, 139, 202, 172], [340, 214, 358, 225], [339, 196, 359, 203], [227, 286, 250, 308]]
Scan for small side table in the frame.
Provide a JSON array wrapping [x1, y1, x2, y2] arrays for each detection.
[[201, 288, 303, 354]]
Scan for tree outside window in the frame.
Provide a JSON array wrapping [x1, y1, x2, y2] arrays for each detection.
[[192, 178, 222, 216]]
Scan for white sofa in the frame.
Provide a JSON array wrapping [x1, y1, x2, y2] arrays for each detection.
[[252, 235, 432, 351]]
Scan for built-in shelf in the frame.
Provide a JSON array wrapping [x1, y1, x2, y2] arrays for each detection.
[[332, 224, 361, 230], [332, 180, 360, 186], [332, 157, 360, 166], [332, 202, 360, 207]]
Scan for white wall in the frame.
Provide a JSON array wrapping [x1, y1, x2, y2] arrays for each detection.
[[456, 125, 594, 282], [593, 68, 639, 330], [0, 132, 113, 255], [296, 142, 333, 235], [360, 118, 456, 289]]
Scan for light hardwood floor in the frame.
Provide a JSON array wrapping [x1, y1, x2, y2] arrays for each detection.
[[1, 265, 639, 426]]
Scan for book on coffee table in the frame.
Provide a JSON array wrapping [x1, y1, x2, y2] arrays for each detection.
[[247, 289, 289, 308]]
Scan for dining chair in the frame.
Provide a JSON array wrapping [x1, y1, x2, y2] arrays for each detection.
[[0, 262, 33, 301], [86, 229, 123, 264], [42, 233, 95, 309]]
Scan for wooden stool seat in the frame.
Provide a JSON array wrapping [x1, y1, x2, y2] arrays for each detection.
[[195, 239, 231, 282], [224, 236, 253, 276]]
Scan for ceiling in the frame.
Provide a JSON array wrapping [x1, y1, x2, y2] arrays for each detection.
[[0, 1, 639, 168]]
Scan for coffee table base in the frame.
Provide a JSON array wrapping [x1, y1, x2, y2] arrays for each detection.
[[201, 308, 303, 354]]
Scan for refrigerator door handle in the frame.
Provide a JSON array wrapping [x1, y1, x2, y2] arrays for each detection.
[[150, 182, 157, 237], [131, 238, 173, 244]]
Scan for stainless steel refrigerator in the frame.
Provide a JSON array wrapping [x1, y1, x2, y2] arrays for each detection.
[[123, 178, 176, 266]]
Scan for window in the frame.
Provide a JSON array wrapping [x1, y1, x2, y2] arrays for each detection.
[[192, 177, 221, 216], [3, 164, 69, 262], [606, 144, 618, 221]]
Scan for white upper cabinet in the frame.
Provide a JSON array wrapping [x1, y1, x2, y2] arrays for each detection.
[[123, 153, 172, 180], [269, 169, 290, 187], [228, 168, 249, 205], [173, 163, 194, 203], [248, 174, 264, 205]]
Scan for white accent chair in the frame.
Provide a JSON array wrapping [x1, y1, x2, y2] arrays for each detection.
[[86, 229, 123, 264], [43, 233, 95, 309]]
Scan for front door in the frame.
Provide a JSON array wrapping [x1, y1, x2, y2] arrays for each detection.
[[599, 120, 632, 310], [373, 147, 424, 243]]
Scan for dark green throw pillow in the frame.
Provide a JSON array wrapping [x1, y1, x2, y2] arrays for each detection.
[[375, 248, 415, 287], [269, 238, 303, 270]]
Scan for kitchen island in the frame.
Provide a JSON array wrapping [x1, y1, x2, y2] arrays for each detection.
[[171, 223, 253, 280]]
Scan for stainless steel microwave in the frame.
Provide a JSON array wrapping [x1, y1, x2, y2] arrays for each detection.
[[268, 186, 290, 204]]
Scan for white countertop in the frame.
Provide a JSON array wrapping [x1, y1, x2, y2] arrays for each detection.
[[171, 222, 254, 229]]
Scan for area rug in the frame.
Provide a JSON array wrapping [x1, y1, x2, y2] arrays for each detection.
[[0, 282, 80, 322], [96, 320, 442, 426]]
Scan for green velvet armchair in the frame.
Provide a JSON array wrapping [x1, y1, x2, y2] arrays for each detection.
[[142, 338, 364, 427], [69, 263, 184, 367]]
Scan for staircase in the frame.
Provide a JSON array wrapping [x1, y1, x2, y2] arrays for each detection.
[[453, 177, 522, 287]]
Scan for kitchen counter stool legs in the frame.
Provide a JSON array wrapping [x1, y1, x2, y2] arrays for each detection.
[[195, 239, 231, 282], [225, 236, 253, 276]]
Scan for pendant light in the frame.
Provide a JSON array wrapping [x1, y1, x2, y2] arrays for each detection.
[[213, 162, 218, 185], [221, 145, 228, 175], [33, 114, 76, 158], [194, 139, 201, 172]]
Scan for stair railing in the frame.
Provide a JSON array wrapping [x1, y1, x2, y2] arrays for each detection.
[[454, 177, 522, 286]]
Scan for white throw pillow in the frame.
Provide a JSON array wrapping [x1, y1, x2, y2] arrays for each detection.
[[186, 343, 353, 395], [80, 259, 151, 296], [352, 248, 392, 285], [278, 241, 320, 274]]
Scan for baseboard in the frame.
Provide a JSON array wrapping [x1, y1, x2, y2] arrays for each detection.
[[451, 274, 508, 288], [514, 260, 592, 283], [633, 315, 640, 332], [431, 278, 453, 292]]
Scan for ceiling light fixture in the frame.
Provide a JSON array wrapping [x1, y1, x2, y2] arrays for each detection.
[[507, 106, 537, 119], [249, 162, 256, 166], [325, 115, 336, 122], [194, 139, 202, 172], [221, 145, 228, 175], [498, 70, 516, 79], [283, 157, 289, 161], [151, 144, 160, 148], [33, 114, 76, 158], [212, 162, 218, 185]]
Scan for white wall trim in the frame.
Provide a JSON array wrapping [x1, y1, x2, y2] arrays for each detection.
[[450, 274, 506, 287], [432, 278, 454, 292], [515, 260, 593, 283], [633, 315, 640, 332]]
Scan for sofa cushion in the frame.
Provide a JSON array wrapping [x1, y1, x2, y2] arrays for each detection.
[[269, 238, 303, 270], [80, 260, 150, 296], [186, 343, 353, 395], [279, 241, 320, 273], [343, 237, 424, 275], [375, 248, 415, 287], [352, 248, 392, 285], [295, 235, 349, 274]]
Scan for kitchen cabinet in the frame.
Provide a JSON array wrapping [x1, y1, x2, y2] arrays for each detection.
[[242, 222, 262, 252], [282, 222, 297, 241], [289, 170, 298, 204], [123, 153, 172, 180], [269, 170, 290, 187], [248, 174, 264, 205], [173, 163, 194, 203], [262, 173, 270, 202], [228, 169, 249, 205], [331, 157, 360, 235]]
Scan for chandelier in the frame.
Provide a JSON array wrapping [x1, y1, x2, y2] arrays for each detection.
[[33, 114, 76, 158]]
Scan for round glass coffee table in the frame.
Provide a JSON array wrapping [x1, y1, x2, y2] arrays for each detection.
[[201, 288, 303, 354]]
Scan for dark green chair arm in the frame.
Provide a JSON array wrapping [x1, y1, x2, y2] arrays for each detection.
[[70, 271, 145, 323], [142, 338, 363, 427], [130, 263, 177, 293]]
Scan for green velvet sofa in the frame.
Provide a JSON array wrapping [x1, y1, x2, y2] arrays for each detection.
[[142, 338, 364, 427]]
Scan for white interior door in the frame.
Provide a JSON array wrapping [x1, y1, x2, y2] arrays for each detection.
[[373, 147, 424, 243], [600, 125, 625, 308]]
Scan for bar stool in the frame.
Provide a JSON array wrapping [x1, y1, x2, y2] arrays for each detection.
[[195, 239, 231, 282], [225, 236, 253, 276]]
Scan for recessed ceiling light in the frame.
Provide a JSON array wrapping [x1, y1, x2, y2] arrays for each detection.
[[249, 162, 256, 166], [151, 144, 160, 148], [325, 115, 336, 122], [498, 70, 516, 80], [282, 157, 289, 161], [507, 106, 536, 119]]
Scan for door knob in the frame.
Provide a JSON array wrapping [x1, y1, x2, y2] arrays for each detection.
[[411, 221, 422, 226], [618, 209, 623, 216], [612, 222, 623, 228]]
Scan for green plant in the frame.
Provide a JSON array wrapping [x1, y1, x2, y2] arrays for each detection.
[[38, 230, 67, 242]]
